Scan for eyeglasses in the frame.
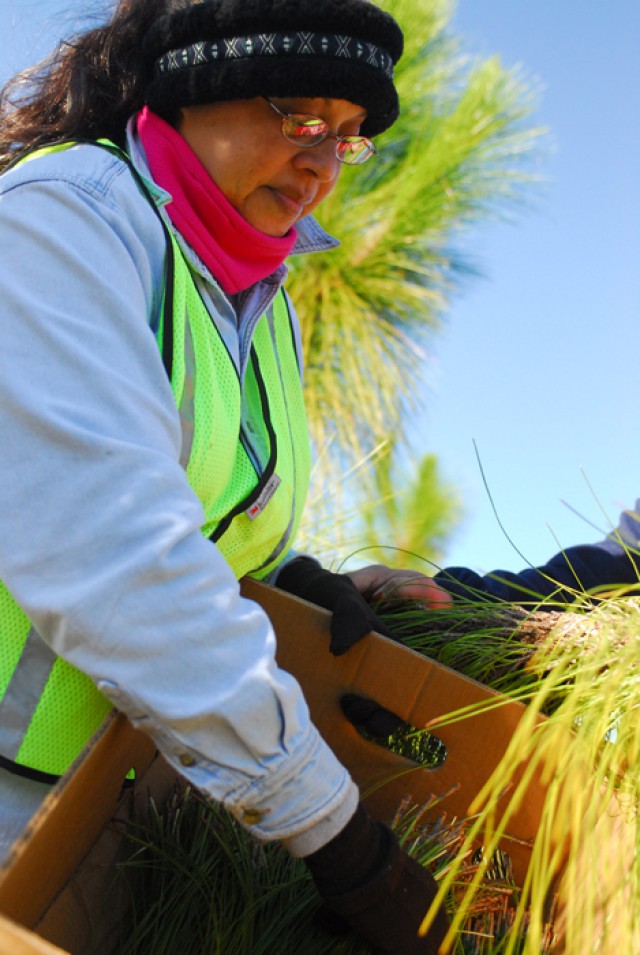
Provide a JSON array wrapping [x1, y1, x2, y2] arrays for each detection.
[[265, 99, 378, 166]]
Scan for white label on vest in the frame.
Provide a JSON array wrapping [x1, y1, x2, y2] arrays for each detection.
[[245, 474, 282, 521]]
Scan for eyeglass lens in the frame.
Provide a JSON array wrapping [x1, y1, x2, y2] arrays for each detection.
[[280, 113, 376, 165]]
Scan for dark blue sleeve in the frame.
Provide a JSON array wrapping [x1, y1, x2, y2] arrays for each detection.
[[435, 544, 640, 606]]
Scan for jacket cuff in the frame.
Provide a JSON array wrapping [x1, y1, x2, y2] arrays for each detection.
[[281, 779, 360, 857]]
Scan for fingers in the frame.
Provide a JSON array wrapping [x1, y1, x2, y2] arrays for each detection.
[[347, 565, 453, 608], [341, 693, 405, 737], [346, 564, 398, 597], [377, 576, 453, 608], [330, 591, 397, 655]]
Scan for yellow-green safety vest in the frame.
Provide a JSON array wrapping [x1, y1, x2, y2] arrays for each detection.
[[0, 141, 311, 779]]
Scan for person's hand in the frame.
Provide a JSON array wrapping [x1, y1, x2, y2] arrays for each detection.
[[347, 564, 453, 609], [340, 692, 405, 738], [276, 557, 399, 655], [276, 558, 451, 656], [304, 803, 449, 954]]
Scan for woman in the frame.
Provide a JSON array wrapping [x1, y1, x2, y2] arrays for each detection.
[[0, 0, 450, 950]]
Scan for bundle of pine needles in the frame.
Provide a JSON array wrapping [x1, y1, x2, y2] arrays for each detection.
[[114, 786, 550, 955]]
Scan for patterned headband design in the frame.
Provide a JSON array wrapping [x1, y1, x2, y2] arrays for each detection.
[[144, 4, 403, 140], [155, 32, 395, 81]]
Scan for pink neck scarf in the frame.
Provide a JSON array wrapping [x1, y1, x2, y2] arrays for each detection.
[[137, 107, 297, 294]]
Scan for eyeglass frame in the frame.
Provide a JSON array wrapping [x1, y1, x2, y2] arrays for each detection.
[[264, 98, 378, 165]]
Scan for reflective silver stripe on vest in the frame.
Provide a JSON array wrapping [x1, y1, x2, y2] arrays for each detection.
[[178, 316, 196, 469], [0, 627, 57, 760]]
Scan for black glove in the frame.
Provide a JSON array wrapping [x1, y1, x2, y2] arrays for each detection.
[[341, 693, 405, 737], [304, 803, 449, 954], [276, 557, 400, 655], [435, 544, 640, 607], [340, 694, 446, 769]]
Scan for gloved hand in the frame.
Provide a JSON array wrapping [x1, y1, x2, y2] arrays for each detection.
[[304, 802, 449, 954], [276, 557, 399, 655], [341, 693, 405, 737], [340, 694, 446, 768]]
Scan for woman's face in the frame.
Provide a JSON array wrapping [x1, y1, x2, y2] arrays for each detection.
[[177, 96, 367, 237]]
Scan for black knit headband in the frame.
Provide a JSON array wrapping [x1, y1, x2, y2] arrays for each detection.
[[143, 0, 404, 138], [155, 32, 395, 82]]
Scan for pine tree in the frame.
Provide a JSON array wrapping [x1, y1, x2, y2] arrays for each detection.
[[290, 0, 544, 566]]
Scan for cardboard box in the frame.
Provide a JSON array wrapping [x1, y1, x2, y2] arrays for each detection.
[[0, 712, 159, 953], [0, 581, 627, 952], [0, 913, 72, 954], [241, 579, 551, 884]]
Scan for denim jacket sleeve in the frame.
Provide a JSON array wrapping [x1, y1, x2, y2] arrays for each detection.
[[0, 143, 357, 855]]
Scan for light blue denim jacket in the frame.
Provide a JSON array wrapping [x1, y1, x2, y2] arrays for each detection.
[[0, 123, 358, 855]]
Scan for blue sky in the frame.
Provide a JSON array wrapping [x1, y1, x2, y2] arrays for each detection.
[[420, 1, 640, 573], [1, 1, 638, 576]]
